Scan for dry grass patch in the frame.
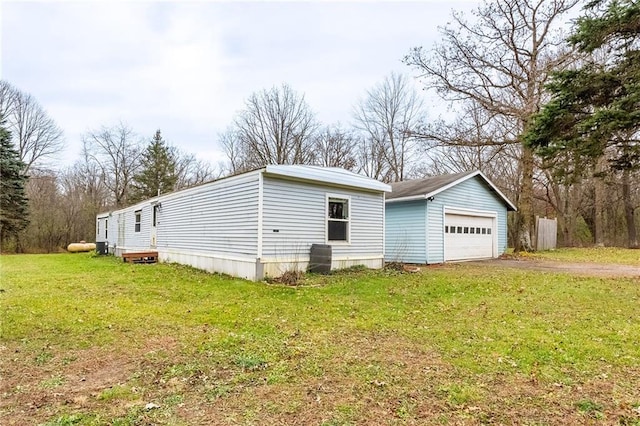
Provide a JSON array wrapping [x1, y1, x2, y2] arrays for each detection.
[[1, 253, 639, 425]]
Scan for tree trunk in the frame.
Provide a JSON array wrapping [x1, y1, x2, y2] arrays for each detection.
[[515, 145, 535, 252], [593, 158, 606, 247], [622, 169, 639, 249]]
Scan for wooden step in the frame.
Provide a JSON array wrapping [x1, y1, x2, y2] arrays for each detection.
[[122, 251, 158, 264]]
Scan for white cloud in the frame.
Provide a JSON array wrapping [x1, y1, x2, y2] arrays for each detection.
[[1, 0, 480, 167]]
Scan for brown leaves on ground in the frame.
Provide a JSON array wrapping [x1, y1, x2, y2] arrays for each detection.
[[3, 333, 638, 425]]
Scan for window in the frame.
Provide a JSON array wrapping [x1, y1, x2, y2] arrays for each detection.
[[134, 210, 141, 233], [153, 205, 158, 227], [476, 227, 481, 234], [327, 197, 349, 242], [481, 228, 486, 235], [457, 226, 462, 234], [463, 227, 469, 234], [470, 227, 475, 234], [445, 226, 449, 233], [487, 227, 491, 235], [105, 219, 108, 239]]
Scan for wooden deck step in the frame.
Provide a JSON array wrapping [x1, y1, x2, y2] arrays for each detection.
[[122, 251, 158, 264]]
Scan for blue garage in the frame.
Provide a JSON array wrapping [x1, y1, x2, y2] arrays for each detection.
[[385, 171, 516, 264]]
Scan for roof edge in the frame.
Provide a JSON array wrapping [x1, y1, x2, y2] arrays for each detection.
[[423, 170, 517, 211]]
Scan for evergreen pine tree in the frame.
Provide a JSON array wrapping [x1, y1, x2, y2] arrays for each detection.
[[0, 120, 29, 250], [130, 130, 178, 203], [526, 0, 640, 247]]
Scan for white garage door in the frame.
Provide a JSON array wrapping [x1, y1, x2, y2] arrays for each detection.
[[444, 214, 494, 261]]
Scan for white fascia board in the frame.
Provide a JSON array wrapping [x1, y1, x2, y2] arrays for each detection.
[[265, 165, 391, 193], [385, 194, 427, 204]]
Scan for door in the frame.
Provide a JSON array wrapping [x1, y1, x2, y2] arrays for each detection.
[[444, 213, 494, 261], [150, 204, 159, 248]]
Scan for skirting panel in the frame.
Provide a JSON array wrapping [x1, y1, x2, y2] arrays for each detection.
[[159, 251, 258, 281]]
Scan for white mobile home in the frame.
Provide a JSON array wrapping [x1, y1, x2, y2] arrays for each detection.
[[96, 165, 391, 280]]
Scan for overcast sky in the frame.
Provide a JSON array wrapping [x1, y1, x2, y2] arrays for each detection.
[[1, 0, 479, 168]]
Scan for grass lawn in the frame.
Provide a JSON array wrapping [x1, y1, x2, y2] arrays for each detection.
[[1, 252, 639, 425], [516, 246, 640, 266]]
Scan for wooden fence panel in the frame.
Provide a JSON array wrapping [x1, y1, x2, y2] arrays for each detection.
[[536, 217, 557, 251]]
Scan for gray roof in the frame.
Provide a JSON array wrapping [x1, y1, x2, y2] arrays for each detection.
[[388, 171, 474, 200], [387, 170, 517, 211]]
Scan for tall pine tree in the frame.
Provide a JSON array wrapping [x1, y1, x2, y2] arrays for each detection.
[[526, 0, 640, 247], [0, 119, 29, 251], [130, 130, 178, 203]]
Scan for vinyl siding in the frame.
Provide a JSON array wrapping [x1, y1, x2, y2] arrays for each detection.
[[157, 173, 259, 257], [261, 176, 385, 261], [426, 176, 508, 263], [384, 201, 427, 263], [113, 204, 152, 251]]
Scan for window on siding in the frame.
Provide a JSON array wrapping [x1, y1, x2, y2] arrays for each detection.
[[445, 226, 449, 233], [105, 219, 108, 239], [153, 205, 158, 227], [457, 226, 462, 234], [463, 227, 469, 234], [470, 227, 475, 234], [487, 227, 491, 235], [134, 210, 141, 233], [328, 197, 349, 242]]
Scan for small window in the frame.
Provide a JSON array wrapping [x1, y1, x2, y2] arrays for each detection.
[[450, 226, 456, 234], [445, 226, 449, 233], [481, 228, 486, 235], [153, 205, 158, 227], [470, 227, 475, 234], [134, 210, 141, 233], [476, 227, 481, 234], [463, 227, 469, 234], [105, 219, 108, 239], [327, 197, 349, 242], [487, 228, 492, 235], [457, 226, 462, 234]]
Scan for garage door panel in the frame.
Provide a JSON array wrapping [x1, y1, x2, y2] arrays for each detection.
[[444, 214, 494, 261]]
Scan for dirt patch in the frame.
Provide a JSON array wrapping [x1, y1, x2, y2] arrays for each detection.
[[0, 336, 179, 425], [467, 258, 640, 278]]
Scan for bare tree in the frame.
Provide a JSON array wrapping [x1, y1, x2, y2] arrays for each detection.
[[405, 0, 579, 251], [174, 150, 220, 188], [21, 168, 66, 252], [312, 125, 357, 170], [0, 80, 64, 173], [353, 72, 425, 182], [82, 122, 142, 208], [356, 135, 392, 182], [221, 84, 319, 172]]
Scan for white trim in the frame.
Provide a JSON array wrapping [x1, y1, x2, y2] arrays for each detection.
[[325, 193, 351, 245], [385, 194, 427, 204], [257, 171, 264, 258], [382, 191, 386, 257], [443, 206, 498, 218]]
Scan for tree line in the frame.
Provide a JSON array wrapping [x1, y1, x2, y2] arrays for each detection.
[[1, 0, 638, 253]]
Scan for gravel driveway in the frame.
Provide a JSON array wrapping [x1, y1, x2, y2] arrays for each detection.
[[467, 258, 640, 278]]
